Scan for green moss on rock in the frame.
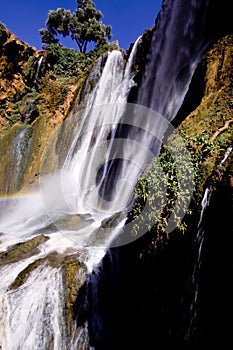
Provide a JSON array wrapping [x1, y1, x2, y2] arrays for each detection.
[[0, 235, 49, 266], [9, 258, 45, 289], [62, 255, 86, 335]]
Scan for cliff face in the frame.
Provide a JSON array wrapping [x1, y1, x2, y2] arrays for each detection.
[[0, 9, 233, 350], [0, 24, 87, 194], [2, 21, 231, 197], [177, 33, 233, 194], [113, 33, 233, 350], [0, 22, 232, 238], [0, 24, 37, 133]]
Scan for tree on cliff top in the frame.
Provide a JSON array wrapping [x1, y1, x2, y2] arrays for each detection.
[[39, 0, 112, 53]]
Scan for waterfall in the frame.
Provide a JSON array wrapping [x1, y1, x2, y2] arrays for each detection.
[[138, 0, 211, 120], [187, 146, 232, 340], [187, 187, 212, 339], [0, 264, 66, 350], [3, 127, 32, 195], [0, 0, 225, 348], [0, 39, 142, 350], [59, 38, 143, 217], [218, 146, 233, 168], [33, 56, 43, 85]]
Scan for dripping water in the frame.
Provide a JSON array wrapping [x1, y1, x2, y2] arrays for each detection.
[[218, 146, 232, 168], [33, 55, 43, 86], [187, 187, 212, 339], [14, 128, 30, 176], [4, 127, 32, 195], [187, 146, 232, 340]]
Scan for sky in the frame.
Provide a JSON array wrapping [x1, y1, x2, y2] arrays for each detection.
[[0, 0, 162, 51]]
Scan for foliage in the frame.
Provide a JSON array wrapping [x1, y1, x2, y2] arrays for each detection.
[[130, 94, 233, 246], [37, 73, 71, 113], [131, 135, 195, 247], [40, 0, 112, 53], [44, 44, 87, 77], [178, 85, 233, 200], [43, 40, 119, 78], [23, 55, 38, 86]]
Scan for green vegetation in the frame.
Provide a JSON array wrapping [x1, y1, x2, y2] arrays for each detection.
[[131, 135, 195, 246], [42, 43, 114, 78], [45, 44, 87, 77], [35, 40, 118, 114], [0, 3, 117, 145], [131, 101, 233, 247], [62, 256, 85, 333], [10, 259, 45, 289], [40, 0, 112, 53], [131, 33, 233, 248], [0, 235, 49, 266]]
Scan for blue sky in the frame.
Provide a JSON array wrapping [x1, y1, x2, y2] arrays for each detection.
[[0, 0, 162, 50]]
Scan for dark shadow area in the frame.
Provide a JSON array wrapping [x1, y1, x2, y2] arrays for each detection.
[[173, 59, 207, 128], [190, 183, 233, 349], [73, 221, 198, 349], [73, 179, 233, 349]]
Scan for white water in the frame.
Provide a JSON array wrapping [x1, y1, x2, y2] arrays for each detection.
[[138, 0, 210, 121], [61, 38, 142, 216], [187, 146, 232, 338], [34, 56, 43, 85], [188, 187, 212, 336], [0, 40, 141, 350], [14, 129, 28, 174], [0, 264, 65, 350], [218, 146, 233, 168], [3, 128, 31, 195], [0, 1, 219, 346]]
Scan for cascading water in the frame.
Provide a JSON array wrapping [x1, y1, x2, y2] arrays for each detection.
[[3, 127, 32, 195], [33, 56, 43, 86], [138, 0, 211, 120], [0, 0, 226, 348], [0, 39, 142, 350], [187, 146, 233, 341], [186, 187, 212, 340], [95, 0, 215, 217], [0, 263, 66, 350]]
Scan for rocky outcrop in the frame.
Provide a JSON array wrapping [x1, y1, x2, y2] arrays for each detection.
[[176, 33, 233, 196], [108, 33, 233, 350], [0, 24, 87, 194], [0, 24, 38, 134]]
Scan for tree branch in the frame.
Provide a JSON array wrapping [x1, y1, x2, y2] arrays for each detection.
[[210, 119, 233, 141]]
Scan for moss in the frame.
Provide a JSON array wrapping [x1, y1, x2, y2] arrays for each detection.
[[0, 123, 33, 194], [9, 258, 45, 289], [62, 256, 86, 335], [0, 235, 49, 266], [9, 249, 84, 291], [0, 26, 112, 192], [38, 74, 72, 112], [174, 34, 233, 202], [23, 55, 39, 87], [63, 257, 80, 293], [131, 33, 233, 245]]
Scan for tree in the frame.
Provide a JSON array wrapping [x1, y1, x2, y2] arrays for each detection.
[[40, 0, 112, 53]]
